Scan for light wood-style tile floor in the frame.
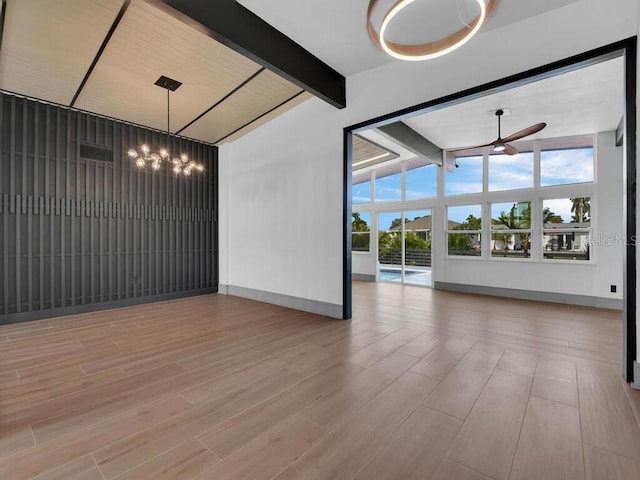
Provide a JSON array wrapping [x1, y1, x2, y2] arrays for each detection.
[[1, 281, 639, 479]]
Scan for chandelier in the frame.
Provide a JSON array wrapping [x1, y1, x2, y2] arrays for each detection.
[[128, 75, 204, 176], [367, 0, 498, 61]]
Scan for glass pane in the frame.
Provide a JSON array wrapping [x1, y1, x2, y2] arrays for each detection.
[[491, 202, 531, 229], [542, 198, 591, 261], [375, 171, 402, 202], [378, 212, 402, 281], [352, 212, 371, 252], [406, 163, 437, 199], [488, 152, 533, 191], [542, 198, 590, 225], [353, 180, 371, 204], [404, 210, 432, 286], [447, 233, 482, 256], [491, 232, 531, 258], [541, 147, 594, 186], [447, 205, 482, 230], [543, 231, 590, 260], [445, 155, 483, 196]]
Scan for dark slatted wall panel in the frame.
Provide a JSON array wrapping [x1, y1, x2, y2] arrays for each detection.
[[0, 92, 218, 324]]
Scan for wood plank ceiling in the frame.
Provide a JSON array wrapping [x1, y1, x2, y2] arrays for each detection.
[[0, 0, 313, 145]]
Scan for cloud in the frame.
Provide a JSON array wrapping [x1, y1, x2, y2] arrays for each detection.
[[488, 155, 533, 191], [541, 148, 593, 185]]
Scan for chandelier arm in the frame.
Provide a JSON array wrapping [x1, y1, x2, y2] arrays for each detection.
[[367, 0, 499, 61]]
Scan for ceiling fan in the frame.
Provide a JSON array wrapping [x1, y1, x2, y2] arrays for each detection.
[[455, 109, 547, 156]]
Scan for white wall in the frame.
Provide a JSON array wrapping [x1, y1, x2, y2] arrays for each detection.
[[220, 0, 638, 318], [219, 99, 345, 311]]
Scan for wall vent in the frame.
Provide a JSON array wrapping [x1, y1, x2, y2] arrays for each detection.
[[80, 144, 113, 163]]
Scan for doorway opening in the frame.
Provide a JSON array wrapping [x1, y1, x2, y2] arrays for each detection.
[[343, 38, 636, 384]]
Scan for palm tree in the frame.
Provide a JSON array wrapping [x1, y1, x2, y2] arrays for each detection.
[[570, 197, 590, 223], [543, 207, 563, 224]]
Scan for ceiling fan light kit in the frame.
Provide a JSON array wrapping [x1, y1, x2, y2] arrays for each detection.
[[128, 75, 204, 177], [367, 0, 499, 61]]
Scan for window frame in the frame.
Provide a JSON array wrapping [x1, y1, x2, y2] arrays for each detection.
[[446, 204, 483, 258]]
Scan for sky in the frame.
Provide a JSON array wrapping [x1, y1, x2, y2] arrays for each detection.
[[354, 147, 593, 225]]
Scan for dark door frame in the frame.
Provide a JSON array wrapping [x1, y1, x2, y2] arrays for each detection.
[[342, 37, 637, 383]]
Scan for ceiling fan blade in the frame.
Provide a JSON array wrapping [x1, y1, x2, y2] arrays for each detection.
[[449, 140, 496, 153], [503, 144, 519, 155], [502, 122, 547, 143]]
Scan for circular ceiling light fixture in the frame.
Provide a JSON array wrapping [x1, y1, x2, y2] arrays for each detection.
[[367, 0, 498, 61]]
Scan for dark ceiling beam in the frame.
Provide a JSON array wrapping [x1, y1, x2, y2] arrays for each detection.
[[153, 0, 346, 109], [70, 0, 131, 107], [0, 1, 7, 53], [377, 122, 443, 166]]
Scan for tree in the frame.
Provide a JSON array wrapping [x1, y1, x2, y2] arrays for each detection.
[[448, 232, 471, 252], [352, 213, 370, 251], [492, 202, 531, 254], [570, 197, 590, 223], [352, 212, 369, 232], [448, 214, 481, 253], [389, 217, 409, 229], [463, 214, 481, 230], [543, 207, 563, 224]]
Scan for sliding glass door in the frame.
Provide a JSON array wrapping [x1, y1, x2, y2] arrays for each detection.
[[378, 209, 432, 286]]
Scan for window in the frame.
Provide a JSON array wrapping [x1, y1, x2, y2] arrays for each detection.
[[445, 155, 483, 196], [353, 180, 371, 204], [490, 202, 531, 258], [447, 205, 482, 257], [375, 170, 402, 202], [488, 152, 533, 191], [542, 198, 591, 260], [352, 212, 371, 252], [406, 161, 437, 199], [540, 147, 594, 186]]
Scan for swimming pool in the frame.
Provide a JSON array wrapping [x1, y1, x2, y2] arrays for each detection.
[[379, 268, 421, 281]]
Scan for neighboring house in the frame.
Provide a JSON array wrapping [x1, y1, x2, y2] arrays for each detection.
[[543, 221, 590, 252]]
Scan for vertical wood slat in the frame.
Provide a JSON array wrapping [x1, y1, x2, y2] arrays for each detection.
[[0, 92, 217, 321], [33, 103, 40, 310], [0, 98, 5, 314]]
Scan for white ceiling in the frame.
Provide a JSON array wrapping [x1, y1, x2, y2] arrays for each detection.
[[403, 56, 625, 151], [237, 0, 582, 77]]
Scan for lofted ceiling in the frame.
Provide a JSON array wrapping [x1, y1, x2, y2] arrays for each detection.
[[0, 0, 317, 146], [402, 56, 625, 151], [354, 55, 624, 173]]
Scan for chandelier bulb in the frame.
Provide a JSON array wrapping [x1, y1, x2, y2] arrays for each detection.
[[135, 158, 146, 168], [128, 149, 138, 158], [173, 165, 181, 174], [141, 144, 150, 154], [159, 148, 169, 159]]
